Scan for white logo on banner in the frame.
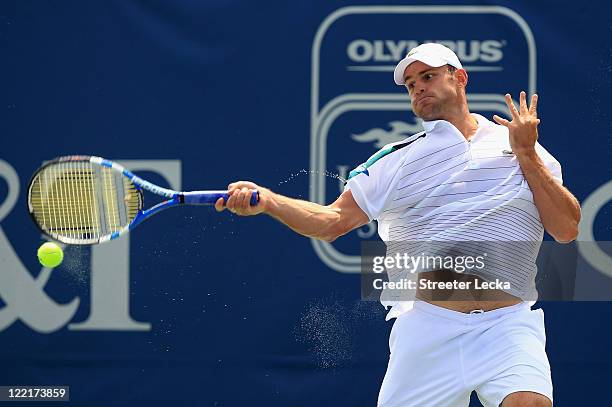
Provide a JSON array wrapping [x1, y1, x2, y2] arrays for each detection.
[[347, 39, 504, 68], [577, 181, 612, 277], [309, 5, 537, 273], [351, 120, 421, 148], [0, 159, 181, 333], [309, 5, 610, 281]]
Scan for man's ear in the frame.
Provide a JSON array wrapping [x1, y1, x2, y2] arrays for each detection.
[[456, 68, 468, 89]]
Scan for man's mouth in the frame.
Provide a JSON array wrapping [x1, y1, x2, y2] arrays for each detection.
[[416, 96, 433, 107]]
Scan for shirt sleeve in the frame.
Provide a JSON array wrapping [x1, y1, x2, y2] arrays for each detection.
[[343, 144, 406, 221], [535, 141, 563, 185]]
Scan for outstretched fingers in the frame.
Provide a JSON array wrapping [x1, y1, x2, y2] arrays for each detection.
[[519, 90, 529, 114], [529, 93, 538, 117], [492, 114, 510, 127], [504, 93, 520, 119], [495, 91, 539, 126]]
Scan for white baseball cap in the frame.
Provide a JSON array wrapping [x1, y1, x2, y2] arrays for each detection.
[[393, 43, 463, 85]]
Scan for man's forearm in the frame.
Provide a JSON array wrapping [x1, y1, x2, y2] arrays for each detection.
[[263, 192, 344, 242], [219, 182, 368, 241], [516, 149, 581, 242]]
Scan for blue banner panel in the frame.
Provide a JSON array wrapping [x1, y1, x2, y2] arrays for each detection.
[[1, 1, 611, 406]]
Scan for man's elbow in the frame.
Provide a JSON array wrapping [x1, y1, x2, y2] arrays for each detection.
[[552, 222, 579, 244], [315, 199, 369, 242]]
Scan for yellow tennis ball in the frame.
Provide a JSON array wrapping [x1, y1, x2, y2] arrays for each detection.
[[37, 242, 64, 268]]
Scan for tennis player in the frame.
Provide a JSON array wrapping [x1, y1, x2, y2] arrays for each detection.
[[216, 43, 580, 406]]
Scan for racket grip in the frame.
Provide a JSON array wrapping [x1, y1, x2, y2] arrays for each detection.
[[182, 190, 259, 206]]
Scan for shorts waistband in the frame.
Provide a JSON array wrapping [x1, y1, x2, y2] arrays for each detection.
[[413, 300, 530, 323]]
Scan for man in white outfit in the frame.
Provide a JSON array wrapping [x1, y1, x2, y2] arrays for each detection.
[[216, 43, 581, 406]]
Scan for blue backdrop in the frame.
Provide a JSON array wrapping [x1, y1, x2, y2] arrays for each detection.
[[1, 1, 611, 405]]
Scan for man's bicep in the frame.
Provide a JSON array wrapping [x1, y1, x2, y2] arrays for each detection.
[[330, 189, 371, 235]]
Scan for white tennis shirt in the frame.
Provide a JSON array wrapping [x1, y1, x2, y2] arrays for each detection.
[[345, 114, 563, 320]]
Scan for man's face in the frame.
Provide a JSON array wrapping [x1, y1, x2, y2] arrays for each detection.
[[402, 61, 463, 121]]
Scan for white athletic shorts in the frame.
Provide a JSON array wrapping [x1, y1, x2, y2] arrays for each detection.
[[378, 301, 552, 407]]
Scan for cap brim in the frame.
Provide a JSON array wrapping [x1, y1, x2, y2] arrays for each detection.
[[393, 55, 447, 85]]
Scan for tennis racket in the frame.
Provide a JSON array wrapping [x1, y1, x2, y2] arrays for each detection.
[[27, 155, 258, 245]]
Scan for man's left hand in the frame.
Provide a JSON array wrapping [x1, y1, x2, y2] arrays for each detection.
[[493, 91, 539, 156]]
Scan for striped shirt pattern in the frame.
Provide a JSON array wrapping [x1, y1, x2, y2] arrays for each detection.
[[345, 114, 563, 319]]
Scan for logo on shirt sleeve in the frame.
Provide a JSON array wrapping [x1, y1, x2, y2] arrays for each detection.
[[348, 164, 370, 179]]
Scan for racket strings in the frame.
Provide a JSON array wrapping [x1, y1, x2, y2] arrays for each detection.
[[123, 178, 141, 223], [102, 167, 119, 232], [29, 161, 142, 243]]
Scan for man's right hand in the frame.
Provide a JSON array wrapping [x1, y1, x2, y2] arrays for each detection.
[[215, 181, 269, 216]]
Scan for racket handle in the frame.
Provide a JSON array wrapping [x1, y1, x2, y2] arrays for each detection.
[[182, 190, 259, 206]]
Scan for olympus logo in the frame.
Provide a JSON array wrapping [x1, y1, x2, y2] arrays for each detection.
[[312, 6, 537, 272], [346, 40, 505, 72]]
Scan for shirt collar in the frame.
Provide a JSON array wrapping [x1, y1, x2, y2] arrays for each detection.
[[421, 119, 445, 133], [421, 113, 487, 133]]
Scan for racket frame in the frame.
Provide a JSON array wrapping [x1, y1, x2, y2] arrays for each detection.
[[27, 155, 257, 245]]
